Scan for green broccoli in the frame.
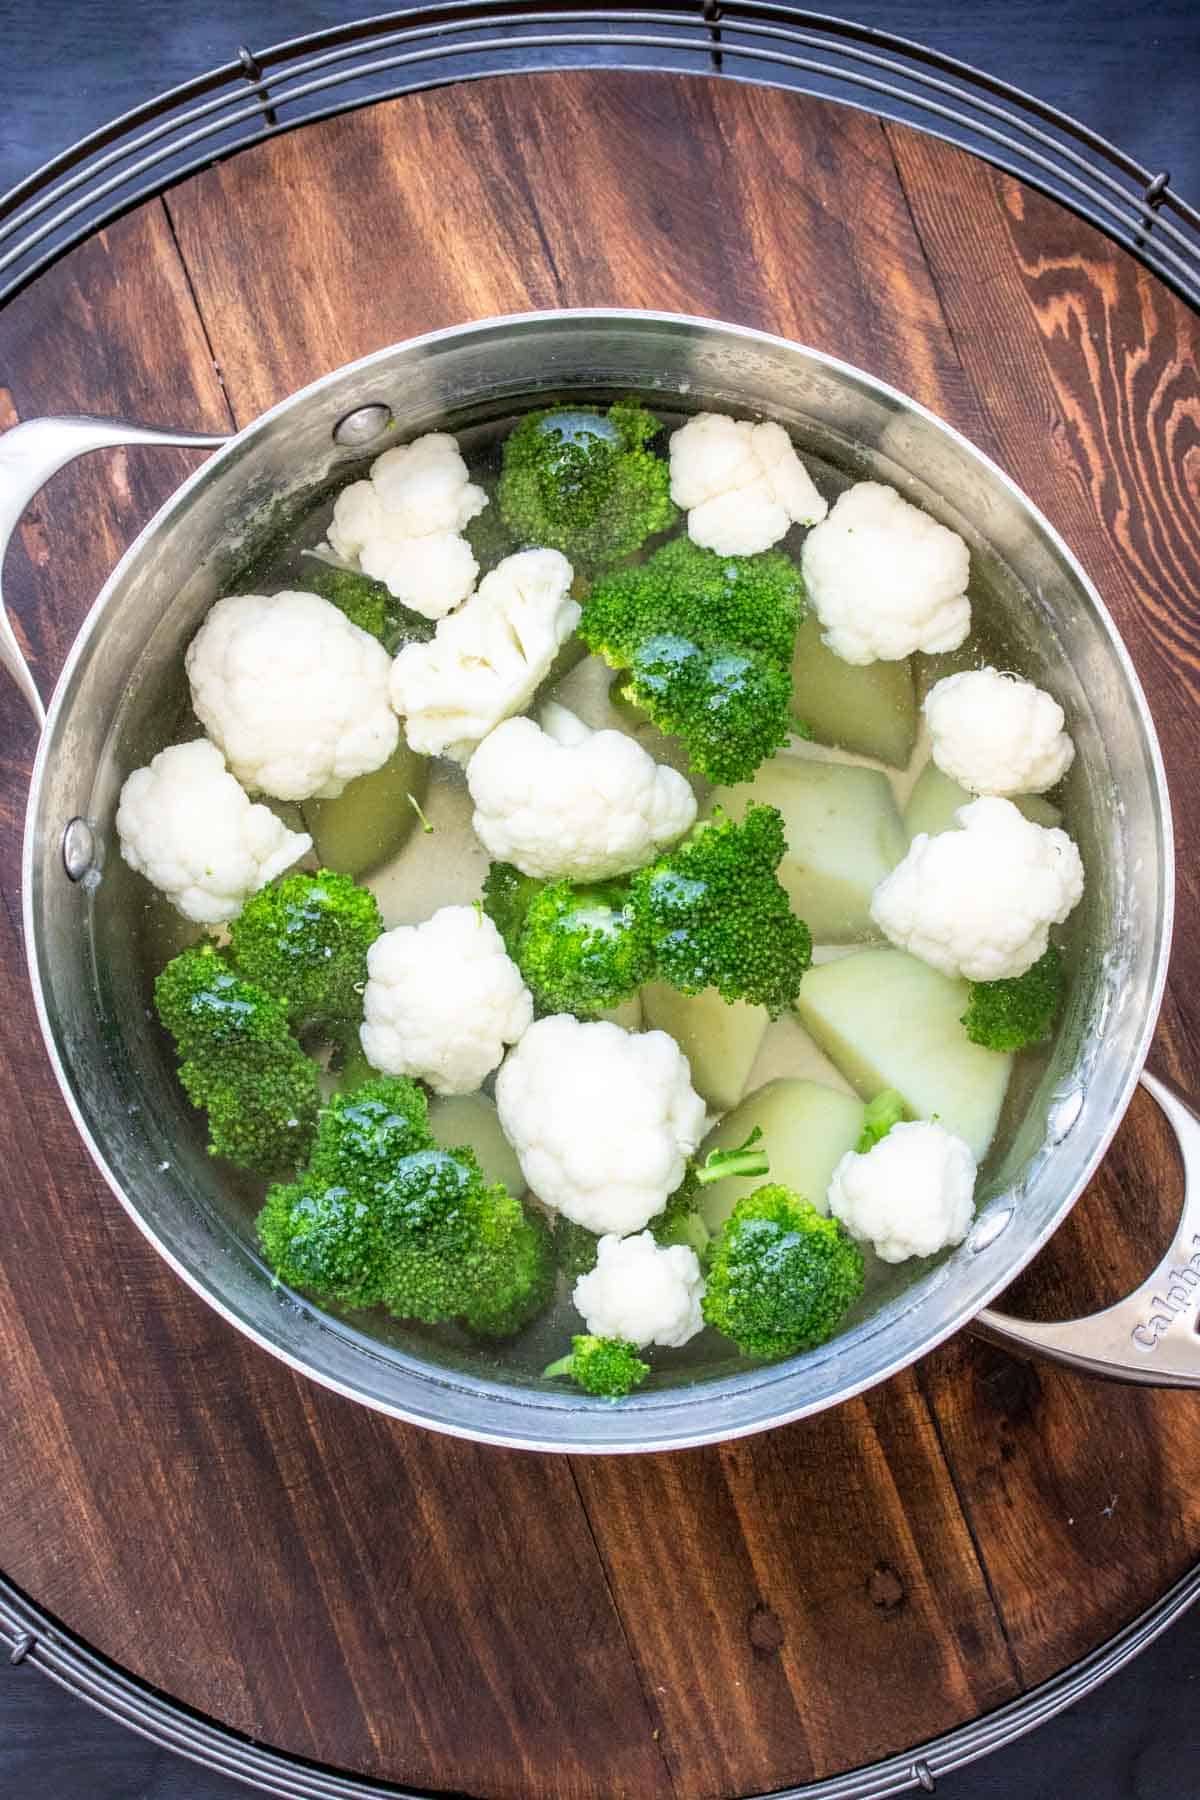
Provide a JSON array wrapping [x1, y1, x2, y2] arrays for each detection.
[[512, 878, 655, 1017], [376, 1145, 548, 1334], [155, 944, 320, 1173], [304, 560, 435, 652], [702, 1184, 864, 1358], [629, 805, 812, 1015], [463, 483, 517, 575], [257, 1178, 384, 1310], [553, 1214, 603, 1280], [306, 1076, 430, 1186], [461, 1203, 556, 1340], [543, 1335, 650, 1398], [584, 535, 805, 665], [651, 1126, 771, 1259], [498, 400, 676, 571], [962, 946, 1065, 1052], [256, 1076, 553, 1338], [480, 861, 544, 959], [229, 869, 382, 1032], [649, 1181, 713, 1260], [856, 1089, 906, 1153], [580, 537, 807, 783]]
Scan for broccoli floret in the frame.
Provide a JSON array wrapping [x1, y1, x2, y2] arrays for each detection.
[[584, 536, 805, 665], [256, 1085, 553, 1339], [702, 1184, 864, 1358], [155, 944, 320, 1172], [463, 483, 517, 576], [553, 1213, 603, 1280], [543, 1335, 650, 1397], [580, 538, 806, 783], [962, 946, 1064, 1052], [307, 1076, 430, 1187], [856, 1089, 906, 1153], [498, 400, 676, 571], [648, 1181, 713, 1260], [305, 561, 435, 652], [514, 878, 655, 1017], [651, 1126, 770, 1259], [629, 805, 812, 1015], [623, 635, 795, 786], [461, 1202, 556, 1339], [480, 861, 544, 959], [229, 869, 382, 1032], [257, 1178, 383, 1310]]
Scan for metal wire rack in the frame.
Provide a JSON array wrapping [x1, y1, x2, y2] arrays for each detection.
[[1, 1, 1198, 313], [5, 1562, 1200, 1798]]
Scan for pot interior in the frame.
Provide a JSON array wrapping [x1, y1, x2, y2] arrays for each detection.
[[25, 315, 1171, 1449]]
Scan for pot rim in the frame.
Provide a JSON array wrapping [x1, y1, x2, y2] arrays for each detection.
[[20, 307, 1177, 1451]]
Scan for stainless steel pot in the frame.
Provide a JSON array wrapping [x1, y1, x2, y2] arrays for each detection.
[[4, 310, 1198, 1452]]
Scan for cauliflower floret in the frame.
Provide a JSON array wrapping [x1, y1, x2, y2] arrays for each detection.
[[924, 666, 1075, 795], [187, 590, 398, 802], [466, 702, 696, 881], [827, 1120, 977, 1263], [326, 432, 487, 620], [669, 413, 828, 555], [389, 549, 580, 762], [801, 481, 971, 664], [495, 1015, 707, 1235], [116, 739, 311, 924], [572, 1231, 706, 1348], [870, 795, 1084, 981], [360, 905, 532, 1096]]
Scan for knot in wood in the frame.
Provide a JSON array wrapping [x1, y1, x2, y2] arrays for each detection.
[[746, 1602, 785, 1656], [867, 1562, 907, 1612]]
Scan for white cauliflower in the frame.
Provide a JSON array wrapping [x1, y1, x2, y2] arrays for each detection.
[[870, 795, 1084, 981], [924, 666, 1075, 795], [494, 1015, 707, 1235], [466, 701, 696, 880], [801, 481, 971, 664], [360, 905, 532, 1096], [389, 549, 580, 762], [326, 432, 486, 620], [116, 739, 311, 924], [186, 590, 398, 801], [669, 413, 828, 555], [827, 1120, 977, 1263], [572, 1232, 706, 1348]]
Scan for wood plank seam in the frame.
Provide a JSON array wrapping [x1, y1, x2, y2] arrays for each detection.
[[158, 197, 239, 436], [565, 1459, 680, 1797], [911, 1356, 1024, 1685]]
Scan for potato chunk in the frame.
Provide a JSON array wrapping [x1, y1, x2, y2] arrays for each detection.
[[714, 757, 906, 942], [904, 761, 1061, 842], [794, 947, 1011, 1160], [790, 607, 917, 767], [698, 1078, 866, 1227], [641, 982, 769, 1112], [427, 1092, 525, 1195], [301, 738, 429, 878]]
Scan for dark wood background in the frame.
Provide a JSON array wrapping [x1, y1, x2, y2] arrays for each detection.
[[2, 39, 1200, 1800]]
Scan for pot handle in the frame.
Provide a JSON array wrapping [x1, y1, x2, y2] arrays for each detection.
[[0, 416, 227, 728], [974, 1069, 1200, 1386]]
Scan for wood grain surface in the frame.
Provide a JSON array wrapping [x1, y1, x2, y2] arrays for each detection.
[[1, 71, 1198, 1798]]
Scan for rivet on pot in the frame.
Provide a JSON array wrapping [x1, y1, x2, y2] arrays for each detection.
[[332, 403, 394, 448], [61, 817, 97, 882]]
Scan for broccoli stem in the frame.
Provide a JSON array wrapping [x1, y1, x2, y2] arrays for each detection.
[[692, 1126, 769, 1187], [542, 1352, 578, 1381], [407, 791, 434, 834]]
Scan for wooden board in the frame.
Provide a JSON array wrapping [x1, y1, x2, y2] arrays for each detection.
[[1, 71, 1198, 1797]]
